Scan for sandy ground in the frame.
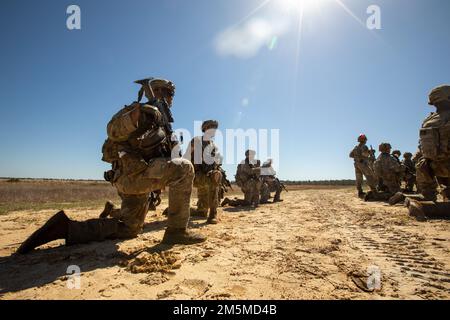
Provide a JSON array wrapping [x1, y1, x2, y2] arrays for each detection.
[[0, 187, 449, 300]]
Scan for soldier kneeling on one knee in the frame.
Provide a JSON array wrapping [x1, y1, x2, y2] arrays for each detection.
[[17, 78, 206, 254]]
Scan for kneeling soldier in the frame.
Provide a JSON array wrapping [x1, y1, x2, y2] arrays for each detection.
[[17, 78, 206, 254]]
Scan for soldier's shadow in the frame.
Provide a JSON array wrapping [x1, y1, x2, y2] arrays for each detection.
[[222, 206, 257, 213], [0, 220, 175, 296], [424, 215, 450, 221], [0, 239, 127, 295], [145, 214, 210, 228]]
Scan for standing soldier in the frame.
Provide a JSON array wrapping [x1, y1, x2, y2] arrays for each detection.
[[184, 120, 222, 224], [222, 150, 261, 207], [408, 85, 450, 218], [17, 78, 206, 254], [402, 152, 416, 193], [349, 134, 377, 198]]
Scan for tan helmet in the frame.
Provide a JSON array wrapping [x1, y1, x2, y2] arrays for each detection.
[[150, 78, 175, 98], [379, 143, 392, 153], [392, 150, 401, 157], [201, 120, 219, 132], [245, 149, 256, 157], [404, 152, 413, 159], [262, 159, 273, 167], [135, 78, 175, 101], [428, 85, 450, 105]]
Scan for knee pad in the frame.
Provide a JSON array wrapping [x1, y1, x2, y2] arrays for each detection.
[[171, 158, 194, 178]]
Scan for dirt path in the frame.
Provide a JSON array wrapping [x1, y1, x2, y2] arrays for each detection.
[[0, 188, 449, 300]]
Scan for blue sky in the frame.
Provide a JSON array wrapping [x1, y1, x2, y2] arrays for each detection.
[[0, 0, 449, 180]]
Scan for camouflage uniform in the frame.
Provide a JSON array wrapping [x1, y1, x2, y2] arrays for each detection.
[[237, 161, 261, 206], [364, 143, 405, 203], [416, 86, 450, 201], [406, 85, 450, 219], [402, 152, 416, 192], [18, 78, 205, 254], [349, 137, 377, 195], [412, 150, 423, 193], [373, 150, 404, 195], [260, 160, 283, 203], [222, 150, 261, 207], [392, 150, 402, 164], [184, 120, 222, 223], [68, 160, 195, 245]]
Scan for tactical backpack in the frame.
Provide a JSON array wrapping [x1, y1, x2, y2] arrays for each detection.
[[420, 121, 450, 161], [101, 104, 136, 164], [101, 138, 121, 164]]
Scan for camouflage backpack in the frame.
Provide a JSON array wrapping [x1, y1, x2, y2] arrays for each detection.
[[420, 114, 450, 161], [101, 138, 121, 164]]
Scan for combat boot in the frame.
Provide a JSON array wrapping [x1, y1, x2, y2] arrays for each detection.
[[406, 200, 428, 221], [441, 188, 450, 202], [99, 200, 115, 218], [161, 228, 207, 245], [422, 190, 437, 202], [388, 192, 406, 206], [407, 199, 450, 221], [273, 193, 283, 202], [207, 209, 218, 224], [17, 211, 70, 254], [190, 207, 208, 218], [363, 191, 374, 201]]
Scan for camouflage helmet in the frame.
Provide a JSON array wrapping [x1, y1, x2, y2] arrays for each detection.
[[245, 149, 256, 157], [404, 152, 413, 158], [357, 134, 367, 143], [135, 78, 175, 99], [428, 85, 450, 105], [201, 120, 219, 132], [392, 150, 401, 157], [151, 78, 175, 96], [379, 143, 392, 153], [262, 159, 273, 167]]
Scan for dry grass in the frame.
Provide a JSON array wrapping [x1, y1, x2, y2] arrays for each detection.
[[0, 179, 120, 215], [0, 179, 354, 215]]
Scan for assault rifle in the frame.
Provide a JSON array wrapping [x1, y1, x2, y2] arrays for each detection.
[[220, 166, 233, 192], [276, 178, 288, 192], [148, 190, 162, 211]]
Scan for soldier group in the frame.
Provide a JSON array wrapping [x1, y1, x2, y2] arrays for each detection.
[[17, 77, 284, 254], [350, 85, 450, 220], [17, 81, 449, 254], [221, 151, 284, 208]]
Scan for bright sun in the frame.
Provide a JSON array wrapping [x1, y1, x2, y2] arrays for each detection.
[[277, 0, 326, 13]]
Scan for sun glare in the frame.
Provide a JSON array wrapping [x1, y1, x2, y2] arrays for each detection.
[[277, 0, 326, 13]]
